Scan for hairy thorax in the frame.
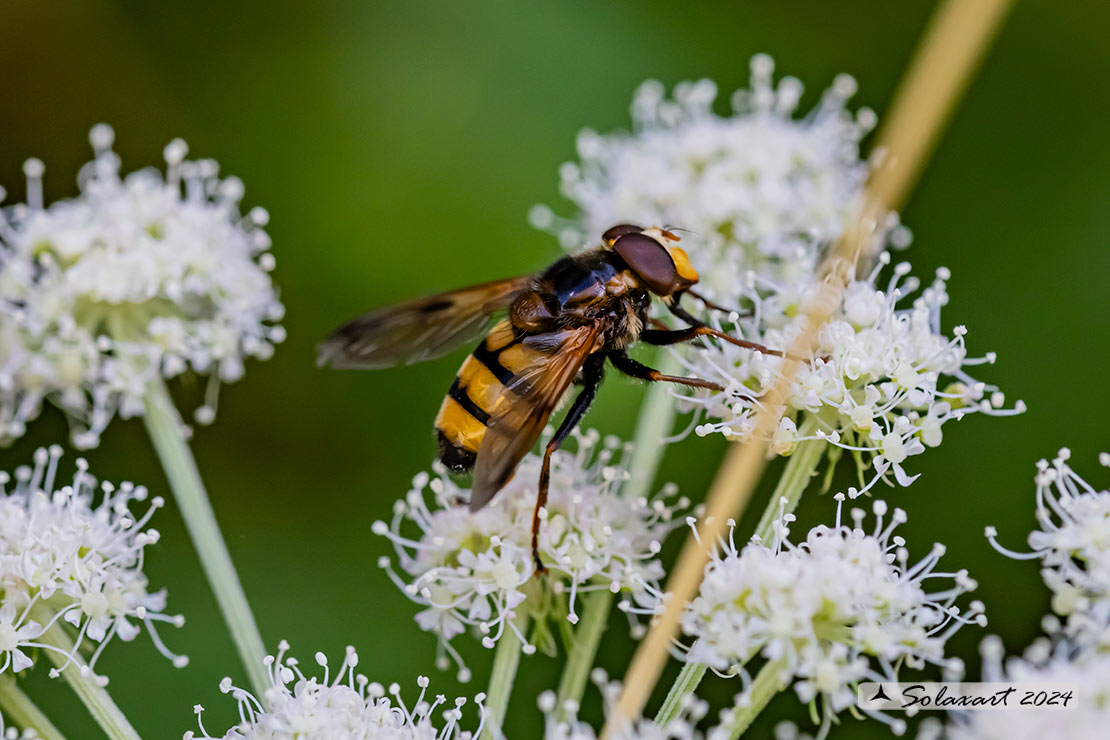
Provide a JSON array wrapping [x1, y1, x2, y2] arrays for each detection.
[[509, 250, 649, 348]]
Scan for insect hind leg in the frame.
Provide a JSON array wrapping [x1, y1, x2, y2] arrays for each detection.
[[532, 355, 605, 576]]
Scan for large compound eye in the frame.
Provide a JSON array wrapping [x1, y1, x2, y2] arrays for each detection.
[[612, 233, 679, 296], [602, 223, 644, 245]]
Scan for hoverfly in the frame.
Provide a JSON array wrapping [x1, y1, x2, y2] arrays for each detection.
[[318, 224, 783, 573]]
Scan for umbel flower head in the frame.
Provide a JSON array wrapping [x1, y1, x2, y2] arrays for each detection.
[[0, 124, 284, 448], [986, 449, 1110, 651], [680, 255, 1022, 493], [0, 446, 185, 683], [919, 637, 1110, 740], [682, 496, 984, 736], [531, 54, 907, 295], [539, 669, 707, 740], [377, 429, 686, 678], [186, 641, 484, 740]]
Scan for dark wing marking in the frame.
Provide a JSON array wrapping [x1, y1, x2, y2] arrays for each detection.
[[469, 323, 603, 511], [317, 277, 532, 370]]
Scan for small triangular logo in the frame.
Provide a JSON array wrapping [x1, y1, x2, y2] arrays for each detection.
[[870, 684, 891, 702]]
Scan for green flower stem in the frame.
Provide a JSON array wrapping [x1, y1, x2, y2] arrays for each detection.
[[34, 609, 142, 740], [0, 675, 69, 740], [653, 660, 707, 726], [481, 607, 531, 740], [623, 352, 682, 502], [141, 377, 269, 697], [555, 588, 613, 718], [720, 659, 788, 739], [752, 416, 824, 546]]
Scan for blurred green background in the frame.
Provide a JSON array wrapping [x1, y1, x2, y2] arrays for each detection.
[[1, 0, 1108, 737]]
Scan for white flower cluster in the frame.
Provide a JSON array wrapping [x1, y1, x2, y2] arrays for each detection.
[[539, 670, 706, 740], [680, 255, 1022, 492], [987, 449, 1110, 652], [377, 430, 686, 678], [533, 56, 1016, 493], [0, 124, 284, 448], [682, 496, 984, 735], [531, 54, 901, 297], [923, 451, 1110, 740], [920, 637, 1110, 740], [0, 447, 184, 683], [186, 641, 483, 740]]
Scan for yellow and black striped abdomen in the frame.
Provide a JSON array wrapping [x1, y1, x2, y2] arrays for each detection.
[[435, 319, 542, 471]]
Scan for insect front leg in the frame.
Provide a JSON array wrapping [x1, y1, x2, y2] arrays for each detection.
[[642, 324, 787, 358], [666, 301, 709, 329], [661, 303, 818, 361], [608, 351, 724, 391], [684, 289, 751, 318], [532, 354, 605, 576]]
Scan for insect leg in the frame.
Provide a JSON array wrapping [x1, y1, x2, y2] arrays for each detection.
[[662, 301, 783, 355], [667, 301, 709, 328], [608, 350, 724, 391], [532, 354, 605, 575], [685, 288, 751, 318], [641, 325, 787, 357]]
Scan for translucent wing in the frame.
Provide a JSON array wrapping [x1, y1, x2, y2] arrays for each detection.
[[317, 277, 532, 370], [469, 323, 603, 511]]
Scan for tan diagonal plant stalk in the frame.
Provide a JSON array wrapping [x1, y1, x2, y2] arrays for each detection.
[[608, 0, 1014, 730]]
